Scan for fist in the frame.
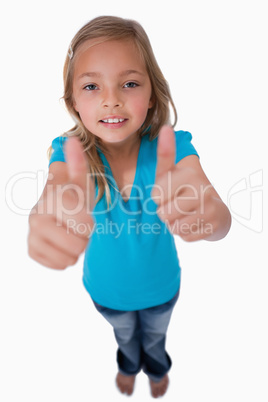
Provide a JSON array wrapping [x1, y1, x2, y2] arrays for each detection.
[[151, 126, 219, 241], [28, 137, 95, 269]]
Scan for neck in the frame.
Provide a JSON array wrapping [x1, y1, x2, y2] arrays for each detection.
[[101, 133, 141, 161]]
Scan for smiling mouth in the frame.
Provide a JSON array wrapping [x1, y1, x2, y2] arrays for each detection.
[[100, 118, 127, 123]]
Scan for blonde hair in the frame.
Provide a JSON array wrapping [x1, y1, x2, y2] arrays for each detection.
[[49, 16, 177, 207]]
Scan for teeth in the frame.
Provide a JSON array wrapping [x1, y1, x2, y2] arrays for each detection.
[[102, 118, 125, 123]]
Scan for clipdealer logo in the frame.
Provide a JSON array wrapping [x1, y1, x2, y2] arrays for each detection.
[[5, 169, 264, 234], [227, 170, 263, 233], [65, 217, 213, 238]]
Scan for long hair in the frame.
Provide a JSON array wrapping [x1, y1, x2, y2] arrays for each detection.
[[48, 16, 177, 207]]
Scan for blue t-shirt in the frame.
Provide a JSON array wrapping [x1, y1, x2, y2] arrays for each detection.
[[49, 131, 199, 310]]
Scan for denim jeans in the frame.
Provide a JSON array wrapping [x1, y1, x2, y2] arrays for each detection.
[[92, 289, 180, 383]]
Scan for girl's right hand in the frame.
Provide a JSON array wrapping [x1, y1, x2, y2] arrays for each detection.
[[28, 137, 95, 270]]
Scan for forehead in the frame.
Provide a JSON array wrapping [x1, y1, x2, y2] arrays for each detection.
[[73, 38, 147, 75]]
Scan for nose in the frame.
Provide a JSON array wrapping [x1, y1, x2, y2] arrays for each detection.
[[102, 87, 123, 108]]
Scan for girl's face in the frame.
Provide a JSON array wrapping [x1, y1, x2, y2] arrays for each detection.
[[72, 39, 153, 146]]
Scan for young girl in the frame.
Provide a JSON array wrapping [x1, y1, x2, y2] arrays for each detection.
[[28, 16, 231, 398]]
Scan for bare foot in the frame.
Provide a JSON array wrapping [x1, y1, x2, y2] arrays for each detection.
[[116, 372, 136, 396], [149, 375, 169, 398]]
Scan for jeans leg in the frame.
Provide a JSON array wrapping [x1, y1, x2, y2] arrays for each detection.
[[138, 289, 180, 382], [93, 302, 142, 376]]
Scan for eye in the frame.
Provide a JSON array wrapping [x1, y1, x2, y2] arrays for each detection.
[[83, 84, 98, 91], [124, 82, 139, 88]]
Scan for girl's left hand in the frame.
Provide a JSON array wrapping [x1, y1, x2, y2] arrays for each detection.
[[151, 126, 231, 241]]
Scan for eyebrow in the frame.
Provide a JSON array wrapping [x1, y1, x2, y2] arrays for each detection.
[[120, 69, 146, 77], [77, 69, 146, 80]]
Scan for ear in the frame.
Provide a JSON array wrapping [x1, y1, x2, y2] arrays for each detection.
[[148, 96, 155, 109], [72, 97, 79, 112]]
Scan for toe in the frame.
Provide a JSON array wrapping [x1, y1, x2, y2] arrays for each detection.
[[149, 375, 169, 398], [116, 372, 135, 396]]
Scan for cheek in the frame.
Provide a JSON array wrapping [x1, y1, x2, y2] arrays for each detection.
[[79, 109, 94, 127], [74, 97, 94, 119], [74, 105, 94, 130], [73, 89, 93, 113], [131, 97, 151, 119]]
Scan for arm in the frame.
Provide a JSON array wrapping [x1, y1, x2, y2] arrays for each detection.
[[175, 155, 231, 241]]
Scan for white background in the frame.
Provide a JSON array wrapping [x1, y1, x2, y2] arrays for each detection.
[[1, 0, 267, 401]]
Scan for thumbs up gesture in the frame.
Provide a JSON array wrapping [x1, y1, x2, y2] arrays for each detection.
[[28, 137, 95, 269], [151, 126, 231, 241]]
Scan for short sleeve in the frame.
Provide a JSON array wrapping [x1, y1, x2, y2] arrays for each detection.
[[174, 130, 199, 164], [48, 136, 68, 167]]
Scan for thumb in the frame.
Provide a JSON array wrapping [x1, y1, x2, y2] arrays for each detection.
[[65, 136, 89, 190], [65, 136, 96, 212], [155, 125, 176, 180]]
